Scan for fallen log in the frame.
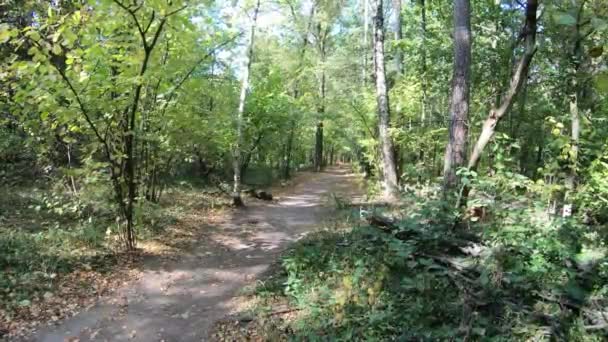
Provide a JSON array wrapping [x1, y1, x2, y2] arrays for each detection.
[[366, 213, 398, 232], [366, 213, 487, 256], [246, 189, 273, 201]]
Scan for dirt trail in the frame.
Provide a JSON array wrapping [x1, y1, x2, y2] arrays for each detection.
[[31, 166, 362, 342]]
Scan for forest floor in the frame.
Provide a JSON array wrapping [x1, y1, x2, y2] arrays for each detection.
[[25, 166, 363, 342]]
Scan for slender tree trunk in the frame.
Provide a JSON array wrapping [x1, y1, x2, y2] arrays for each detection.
[[419, 0, 428, 125], [566, 1, 587, 198], [391, 0, 403, 75], [314, 23, 328, 172], [233, 0, 261, 207], [66, 144, 78, 195], [442, 0, 472, 192], [567, 90, 580, 191], [362, 0, 369, 85], [371, 0, 399, 201], [314, 67, 325, 172], [283, 121, 296, 179], [240, 131, 264, 182], [467, 0, 538, 171], [314, 121, 324, 171]]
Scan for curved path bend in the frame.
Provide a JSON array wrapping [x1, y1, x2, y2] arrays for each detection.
[[32, 167, 362, 342]]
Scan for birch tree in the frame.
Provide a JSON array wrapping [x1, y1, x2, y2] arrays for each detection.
[[233, 0, 261, 207]]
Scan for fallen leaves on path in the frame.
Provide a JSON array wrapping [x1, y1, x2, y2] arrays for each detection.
[[1, 256, 141, 339]]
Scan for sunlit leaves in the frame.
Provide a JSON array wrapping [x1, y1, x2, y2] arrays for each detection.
[[0, 23, 14, 43], [553, 11, 577, 26], [596, 72, 608, 93]]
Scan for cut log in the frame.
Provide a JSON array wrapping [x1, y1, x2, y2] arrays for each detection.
[[366, 214, 398, 232], [366, 213, 486, 255], [246, 189, 273, 201]]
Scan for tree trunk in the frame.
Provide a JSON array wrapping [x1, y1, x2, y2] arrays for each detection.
[[314, 23, 329, 173], [567, 91, 580, 192], [362, 0, 370, 85], [467, 0, 538, 172], [240, 131, 264, 182], [419, 0, 428, 125], [283, 120, 296, 179], [371, 0, 399, 201], [391, 0, 403, 75], [442, 0, 472, 192], [314, 121, 324, 171], [232, 0, 261, 207], [566, 1, 587, 198]]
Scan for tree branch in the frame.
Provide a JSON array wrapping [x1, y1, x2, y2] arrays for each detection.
[[113, 0, 147, 49], [143, 10, 155, 34], [164, 5, 188, 18]]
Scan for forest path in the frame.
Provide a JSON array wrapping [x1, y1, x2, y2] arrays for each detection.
[[32, 166, 363, 342]]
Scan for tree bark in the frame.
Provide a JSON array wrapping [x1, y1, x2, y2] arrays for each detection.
[[391, 0, 403, 75], [233, 0, 261, 207], [362, 0, 369, 85], [567, 90, 580, 193], [314, 23, 329, 173], [283, 120, 296, 179], [419, 0, 428, 125], [566, 0, 587, 197], [443, 0, 472, 192], [371, 0, 399, 201], [467, 0, 538, 171], [314, 121, 324, 171]]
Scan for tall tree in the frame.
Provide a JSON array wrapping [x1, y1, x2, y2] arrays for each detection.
[[443, 0, 472, 192], [362, 0, 370, 85], [391, 0, 403, 75], [282, 0, 316, 179], [565, 0, 589, 198], [467, 0, 538, 171], [371, 0, 399, 200], [233, 0, 261, 207], [419, 0, 428, 125], [313, 16, 331, 172]]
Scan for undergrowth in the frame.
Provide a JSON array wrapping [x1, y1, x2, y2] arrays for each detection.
[[0, 177, 224, 321], [253, 191, 608, 341]]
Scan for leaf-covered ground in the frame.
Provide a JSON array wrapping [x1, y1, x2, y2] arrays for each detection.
[[17, 167, 363, 341], [0, 180, 233, 339]]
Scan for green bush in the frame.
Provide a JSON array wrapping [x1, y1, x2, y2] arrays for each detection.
[[258, 196, 608, 341]]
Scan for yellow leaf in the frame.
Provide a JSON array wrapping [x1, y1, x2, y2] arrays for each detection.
[[0, 24, 11, 43], [342, 276, 352, 289]]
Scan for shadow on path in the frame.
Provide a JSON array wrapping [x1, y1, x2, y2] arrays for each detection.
[[31, 166, 362, 342]]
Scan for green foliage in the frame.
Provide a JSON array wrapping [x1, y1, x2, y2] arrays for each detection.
[[1, 0, 608, 337], [0, 224, 112, 311], [577, 145, 608, 224], [255, 190, 608, 340]]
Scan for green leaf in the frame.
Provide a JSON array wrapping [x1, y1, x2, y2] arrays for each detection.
[[596, 72, 608, 93], [28, 30, 41, 42], [52, 44, 62, 55], [591, 17, 608, 31], [554, 12, 576, 26], [0, 23, 11, 43]]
